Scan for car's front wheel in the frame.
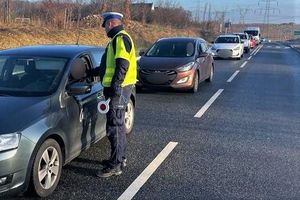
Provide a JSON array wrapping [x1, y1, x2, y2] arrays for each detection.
[[190, 72, 199, 93], [206, 65, 214, 82], [125, 99, 135, 134], [30, 139, 62, 197]]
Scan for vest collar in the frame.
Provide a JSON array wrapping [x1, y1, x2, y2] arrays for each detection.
[[107, 25, 124, 38]]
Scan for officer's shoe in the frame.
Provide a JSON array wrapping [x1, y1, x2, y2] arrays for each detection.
[[96, 165, 122, 178], [101, 159, 127, 169]]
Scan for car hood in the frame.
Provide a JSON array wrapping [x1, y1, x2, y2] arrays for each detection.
[[0, 96, 50, 134], [213, 43, 240, 50], [138, 56, 194, 70]]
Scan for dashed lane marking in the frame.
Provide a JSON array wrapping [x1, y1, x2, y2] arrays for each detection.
[[194, 89, 224, 118], [227, 70, 240, 82], [240, 61, 248, 68]]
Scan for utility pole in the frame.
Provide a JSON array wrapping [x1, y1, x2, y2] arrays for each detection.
[[202, 2, 208, 22], [238, 6, 252, 26], [258, 0, 280, 39]]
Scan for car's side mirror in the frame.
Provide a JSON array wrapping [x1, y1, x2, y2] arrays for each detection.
[[211, 41, 214, 44], [139, 50, 145, 56], [67, 82, 91, 96]]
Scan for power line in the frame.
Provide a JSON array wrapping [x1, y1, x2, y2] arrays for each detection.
[[257, 0, 280, 37]]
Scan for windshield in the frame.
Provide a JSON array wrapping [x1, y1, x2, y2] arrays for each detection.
[[237, 34, 247, 39], [215, 37, 239, 43], [0, 56, 67, 97], [146, 40, 195, 57], [244, 30, 258, 36]]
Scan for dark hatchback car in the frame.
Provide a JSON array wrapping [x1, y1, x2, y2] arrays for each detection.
[[0, 45, 136, 197], [137, 37, 214, 93]]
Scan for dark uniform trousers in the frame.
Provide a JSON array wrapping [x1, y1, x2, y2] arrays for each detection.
[[104, 85, 133, 167]]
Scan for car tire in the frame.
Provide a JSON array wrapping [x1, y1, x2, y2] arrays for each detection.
[[125, 98, 135, 134], [30, 139, 62, 198], [190, 72, 199, 93], [205, 65, 214, 82]]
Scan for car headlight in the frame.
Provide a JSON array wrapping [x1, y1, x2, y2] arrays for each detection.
[[177, 62, 194, 72], [233, 46, 240, 51], [0, 133, 20, 152]]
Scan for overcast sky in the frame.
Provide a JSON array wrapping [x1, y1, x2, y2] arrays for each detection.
[[153, 0, 300, 24]]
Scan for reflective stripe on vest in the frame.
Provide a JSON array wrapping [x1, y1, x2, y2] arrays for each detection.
[[102, 30, 137, 87]]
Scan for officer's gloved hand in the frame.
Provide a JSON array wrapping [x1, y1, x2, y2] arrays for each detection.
[[104, 87, 113, 98]]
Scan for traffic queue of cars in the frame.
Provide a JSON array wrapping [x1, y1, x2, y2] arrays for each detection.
[[210, 27, 260, 60], [0, 30, 258, 197]]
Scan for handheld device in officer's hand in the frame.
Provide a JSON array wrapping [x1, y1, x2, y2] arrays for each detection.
[[98, 98, 110, 114]]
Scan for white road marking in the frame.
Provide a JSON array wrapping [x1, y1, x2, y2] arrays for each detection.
[[194, 89, 224, 118], [254, 45, 263, 55], [250, 46, 260, 55], [247, 56, 252, 60], [275, 46, 281, 49], [118, 142, 178, 200], [240, 61, 248, 68], [227, 70, 240, 82]]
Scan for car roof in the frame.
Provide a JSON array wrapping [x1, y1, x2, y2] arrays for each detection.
[[218, 35, 239, 38], [0, 45, 105, 58], [157, 37, 206, 43], [233, 32, 246, 35]]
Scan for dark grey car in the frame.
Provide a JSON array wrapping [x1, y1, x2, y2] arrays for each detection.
[[0, 45, 136, 197]]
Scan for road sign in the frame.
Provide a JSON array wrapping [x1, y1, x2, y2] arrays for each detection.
[[294, 30, 300, 36]]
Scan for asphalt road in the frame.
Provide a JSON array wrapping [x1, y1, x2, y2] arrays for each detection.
[[12, 43, 300, 199]]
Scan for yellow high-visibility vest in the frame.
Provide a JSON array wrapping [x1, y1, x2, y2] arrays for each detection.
[[102, 30, 137, 87]]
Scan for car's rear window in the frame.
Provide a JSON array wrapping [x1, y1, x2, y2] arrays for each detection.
[[237, 34, 247, 39], [146, 40, 195, 57]]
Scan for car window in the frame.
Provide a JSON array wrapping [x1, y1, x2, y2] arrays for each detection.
[[0, 56, 67, 96], [244, 30, 258, 36], [146, 40, 195, 57], [68, 56, 94, 85], [0, 57, 7, 74], [238, 34, 247, 39], [90, 49, 105, 68], [215, 37, 239, 43]]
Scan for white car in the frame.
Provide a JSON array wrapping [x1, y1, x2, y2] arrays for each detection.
[[211, 35, 244, 60], [233, 32, 250, 53]]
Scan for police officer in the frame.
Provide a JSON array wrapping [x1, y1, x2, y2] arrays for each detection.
[[89, 12, 137, 178]]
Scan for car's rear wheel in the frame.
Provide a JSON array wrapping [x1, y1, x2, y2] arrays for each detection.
[[190, 72, 199, 93], [206, 65, 214, 82], [30, 139, 62, 197], [125, 99, 135, 134]]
